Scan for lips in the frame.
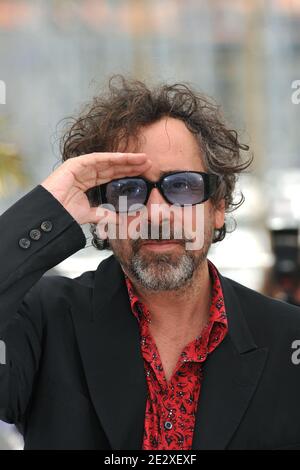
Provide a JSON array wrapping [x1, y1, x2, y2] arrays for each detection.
[[140, 239, 182, 245], [139, 240, 183, 250]]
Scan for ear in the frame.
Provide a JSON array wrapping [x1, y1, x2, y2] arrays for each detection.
[[214, 198, 225, 229]]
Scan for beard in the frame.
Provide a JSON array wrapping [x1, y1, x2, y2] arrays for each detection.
[[110, 222, 214, 292], [130, 250, 203, 291]]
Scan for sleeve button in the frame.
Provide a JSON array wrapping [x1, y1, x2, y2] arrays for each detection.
[[40, 221, 53, 232], [29, 229, 41, 240], [19, 238, 31, 249]]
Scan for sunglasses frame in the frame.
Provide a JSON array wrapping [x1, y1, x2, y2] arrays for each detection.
[[99, 171, 220, 212]]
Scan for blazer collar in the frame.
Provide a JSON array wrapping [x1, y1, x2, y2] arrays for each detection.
[[71, 254, 147, 450], [71, 254, 268, 450], [191, 271, 268, 449]]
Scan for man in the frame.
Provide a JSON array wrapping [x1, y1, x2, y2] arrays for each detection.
[[1, 75, 300, 450]]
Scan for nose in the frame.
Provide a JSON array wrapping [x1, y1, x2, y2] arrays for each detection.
[[146, 186, 168, 207], [145, 186, 173, 228]]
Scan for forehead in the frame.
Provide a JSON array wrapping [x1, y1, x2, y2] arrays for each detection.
[[128, 117, 206, 178]]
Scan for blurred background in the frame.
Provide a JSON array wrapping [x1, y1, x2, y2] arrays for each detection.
[[0, 0, 300, 449]]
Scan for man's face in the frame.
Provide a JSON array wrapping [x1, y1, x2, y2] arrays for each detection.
[[108, 116, 225, 291]]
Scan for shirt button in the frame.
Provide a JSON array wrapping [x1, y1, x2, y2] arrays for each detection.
[[40, 220, 53, 232], [164, 421, 173, 431], [19, 238, 31, 249], [29, 229, 41, 240]]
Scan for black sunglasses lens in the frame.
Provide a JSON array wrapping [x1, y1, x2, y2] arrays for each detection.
[[161, 172, 206, 205], [105, 178, 147, 212]]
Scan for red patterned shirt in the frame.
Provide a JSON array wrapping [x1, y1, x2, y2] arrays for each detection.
[[124, 258, 228, 450]]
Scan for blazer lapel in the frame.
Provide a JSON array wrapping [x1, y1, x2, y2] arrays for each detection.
[[192, 272, 268, 449], [70, 255, 147, 450]]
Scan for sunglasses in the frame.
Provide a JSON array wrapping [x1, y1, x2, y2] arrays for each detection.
[[99, 171, 220, 213]]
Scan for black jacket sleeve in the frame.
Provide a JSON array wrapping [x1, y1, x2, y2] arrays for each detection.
[[0, 184, 86, 423]]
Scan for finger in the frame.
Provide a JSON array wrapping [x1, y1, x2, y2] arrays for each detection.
[[80, 152, 148, 167], [105, 159, 152, 175], [94, 154, 149, 172], [108, 153, 148, 166], [96, 159, 152, 184]]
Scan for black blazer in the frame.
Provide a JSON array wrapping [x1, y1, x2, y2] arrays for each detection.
[[1, 184, 300, 450]]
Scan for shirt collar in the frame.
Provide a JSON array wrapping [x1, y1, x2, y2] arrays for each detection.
[[124, 258, 228, 329]]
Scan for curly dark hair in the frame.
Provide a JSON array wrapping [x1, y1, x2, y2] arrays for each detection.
[[59, 74, 253, 250]]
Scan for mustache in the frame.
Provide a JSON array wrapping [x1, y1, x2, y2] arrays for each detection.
[[130, 223, 194, 249]]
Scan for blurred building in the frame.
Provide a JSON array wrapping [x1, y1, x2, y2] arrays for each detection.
[[0, 0, 299, 280]]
